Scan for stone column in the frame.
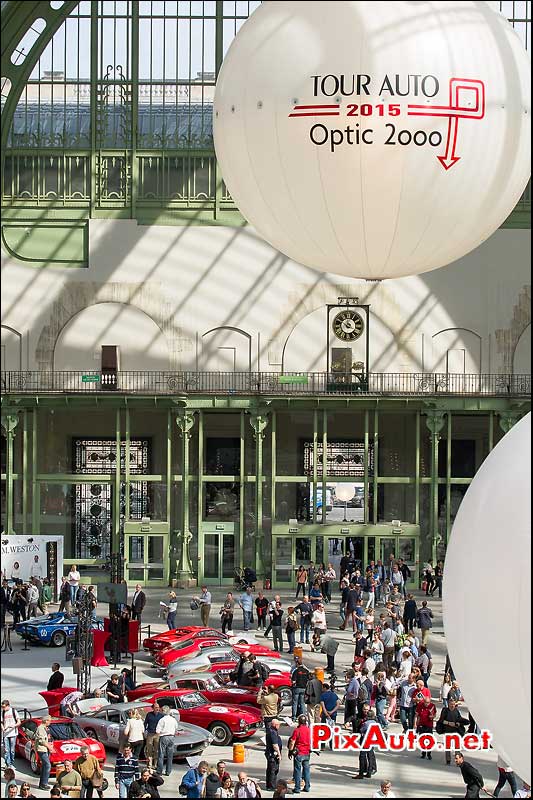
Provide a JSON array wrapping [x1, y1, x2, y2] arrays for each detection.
[[175, 411, 196, 586], [249, 411, 269, 579], [425, 411, 446, 565], [1, 412, 20, 535]]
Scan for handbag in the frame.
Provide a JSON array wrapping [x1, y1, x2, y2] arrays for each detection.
[[90, 770, 105, 789], [421, 580, 428, 592]]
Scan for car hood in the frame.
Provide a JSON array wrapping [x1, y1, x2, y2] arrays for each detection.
[[51, 739, 104, 757], [174, 721, 214, 744], [220, 704, 262, 722]]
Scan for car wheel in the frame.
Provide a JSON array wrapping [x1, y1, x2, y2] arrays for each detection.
[[30, 751, 40, 774], [51, 630, 66, 647], [208, 722, 233, 746], [279, 686, 292, 706]]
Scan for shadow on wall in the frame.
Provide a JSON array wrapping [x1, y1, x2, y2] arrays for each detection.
[[53, 302, 170, 372]]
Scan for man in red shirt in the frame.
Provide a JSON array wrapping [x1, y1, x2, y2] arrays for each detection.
[[412, 679, 431, 704], [288, 715, 311, 794], [414, 695, 437, 760]]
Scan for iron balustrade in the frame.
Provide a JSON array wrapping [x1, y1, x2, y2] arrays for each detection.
[[1, 371, 531, 397]]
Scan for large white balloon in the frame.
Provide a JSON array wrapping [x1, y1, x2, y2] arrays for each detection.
[[443, 413, 531, 782], [214, 1, 531, 279]]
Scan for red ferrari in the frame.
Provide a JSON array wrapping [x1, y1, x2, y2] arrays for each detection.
[[15, 716, 106, 775], [143, 626, 256, 655], [136, 688, 262, 746], [153, 637, 279, 669], [128, 674, 260, 706]]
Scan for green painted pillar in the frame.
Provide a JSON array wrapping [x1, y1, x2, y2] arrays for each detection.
[[425, 411, 446, 565], [1, 412, 19, 534], [498, 410, 523, 434], [176, 410, 196, 584], [249, 410, 269, 579]]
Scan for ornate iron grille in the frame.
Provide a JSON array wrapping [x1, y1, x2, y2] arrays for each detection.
[[303, 440, 374, 478], [73, 438, 150, 560]]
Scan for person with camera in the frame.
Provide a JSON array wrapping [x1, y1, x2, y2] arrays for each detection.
[[265, 718, 283, 791], [127, 767, 164, 799], [219, 592, 234, 635], [161, 592, 178, 630]]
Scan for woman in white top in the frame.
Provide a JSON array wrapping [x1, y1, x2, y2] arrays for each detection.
[[215, 776, 234, 798], [124, 708, 145, 758], [397, 649, 413, 679], [371, 633, 384, 663], [439, 672, 452, 708], [10, 562, 21, 582], [312, 605, 327, 635], [163, 591, 178, 629], [68, 565, 81, 605]]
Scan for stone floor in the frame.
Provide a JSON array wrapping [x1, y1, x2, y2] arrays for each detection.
[[1, 587, 512, 798]]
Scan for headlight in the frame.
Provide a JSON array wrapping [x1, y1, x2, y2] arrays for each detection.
[[239, 719, 247, 729]]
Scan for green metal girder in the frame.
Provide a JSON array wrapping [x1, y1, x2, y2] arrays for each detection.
[[1, 1, 80, 151], [1, 2, 529, 229], [2, 393, 530, 414]]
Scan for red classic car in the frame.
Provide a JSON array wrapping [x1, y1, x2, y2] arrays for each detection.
[[137, 688, 262, 746], [143, 626, 256, 655], [15, 716, 106, 775], [128, 673, 261, 707], [153, 637, 279, 668]]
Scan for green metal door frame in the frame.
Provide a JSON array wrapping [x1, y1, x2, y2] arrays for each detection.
[[199, 525, 237, 586]]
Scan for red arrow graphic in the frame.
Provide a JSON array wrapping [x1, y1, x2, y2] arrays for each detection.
[[437, 116, 460, 170], [407, 78, 485, 171]]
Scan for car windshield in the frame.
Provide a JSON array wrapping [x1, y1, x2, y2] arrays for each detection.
[[49, 722, 85, 740], [178, 692, 208, 710], [209, 653, 238, 664], [166, 639, 196, 651]]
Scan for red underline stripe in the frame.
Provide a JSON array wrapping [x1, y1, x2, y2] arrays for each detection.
[[292, 104, 340, 109], [289, 112, 340, 117]]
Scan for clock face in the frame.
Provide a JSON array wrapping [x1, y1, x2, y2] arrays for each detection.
[[332, 309, 364, 341]]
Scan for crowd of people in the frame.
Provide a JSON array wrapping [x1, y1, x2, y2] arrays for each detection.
[[1, 556, 530, 799]]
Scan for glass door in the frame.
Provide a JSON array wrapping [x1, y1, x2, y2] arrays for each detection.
[[274, 536, 294, 586], [125, 533, 168, 585], [202, 533, 236, 586], [398, 536, 418, 587]]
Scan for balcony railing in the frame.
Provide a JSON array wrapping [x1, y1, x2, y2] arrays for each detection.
[[1, 371, 531, 397]]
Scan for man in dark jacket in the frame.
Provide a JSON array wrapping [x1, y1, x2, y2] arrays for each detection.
[[127, 768, 164, 798], [291, 659, 311, 721], [47, 663, 64, 691], [416, 600, 433, 645], [437, 700, 469, 764], [403, 594, 418, 632], [130, 585, 146, 621], [455, 753, 484, 798]]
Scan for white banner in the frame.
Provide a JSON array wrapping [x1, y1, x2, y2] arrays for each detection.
[[1, 535, 64, 595]]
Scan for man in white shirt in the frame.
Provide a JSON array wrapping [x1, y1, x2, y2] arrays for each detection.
[[373, 780, 396, 798], [30, 555, 44, 580], [380, 623, 397, 671], [155, 707, 179, 776], [194, 586, 212, 627], [514, 782, 531, 798]]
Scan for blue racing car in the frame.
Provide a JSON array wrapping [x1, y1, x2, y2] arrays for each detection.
[[15, 612, 103, 647]]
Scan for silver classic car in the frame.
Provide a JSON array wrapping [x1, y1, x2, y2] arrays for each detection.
[[163, 646, 292, 678], [73, 701, 213, 758]]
